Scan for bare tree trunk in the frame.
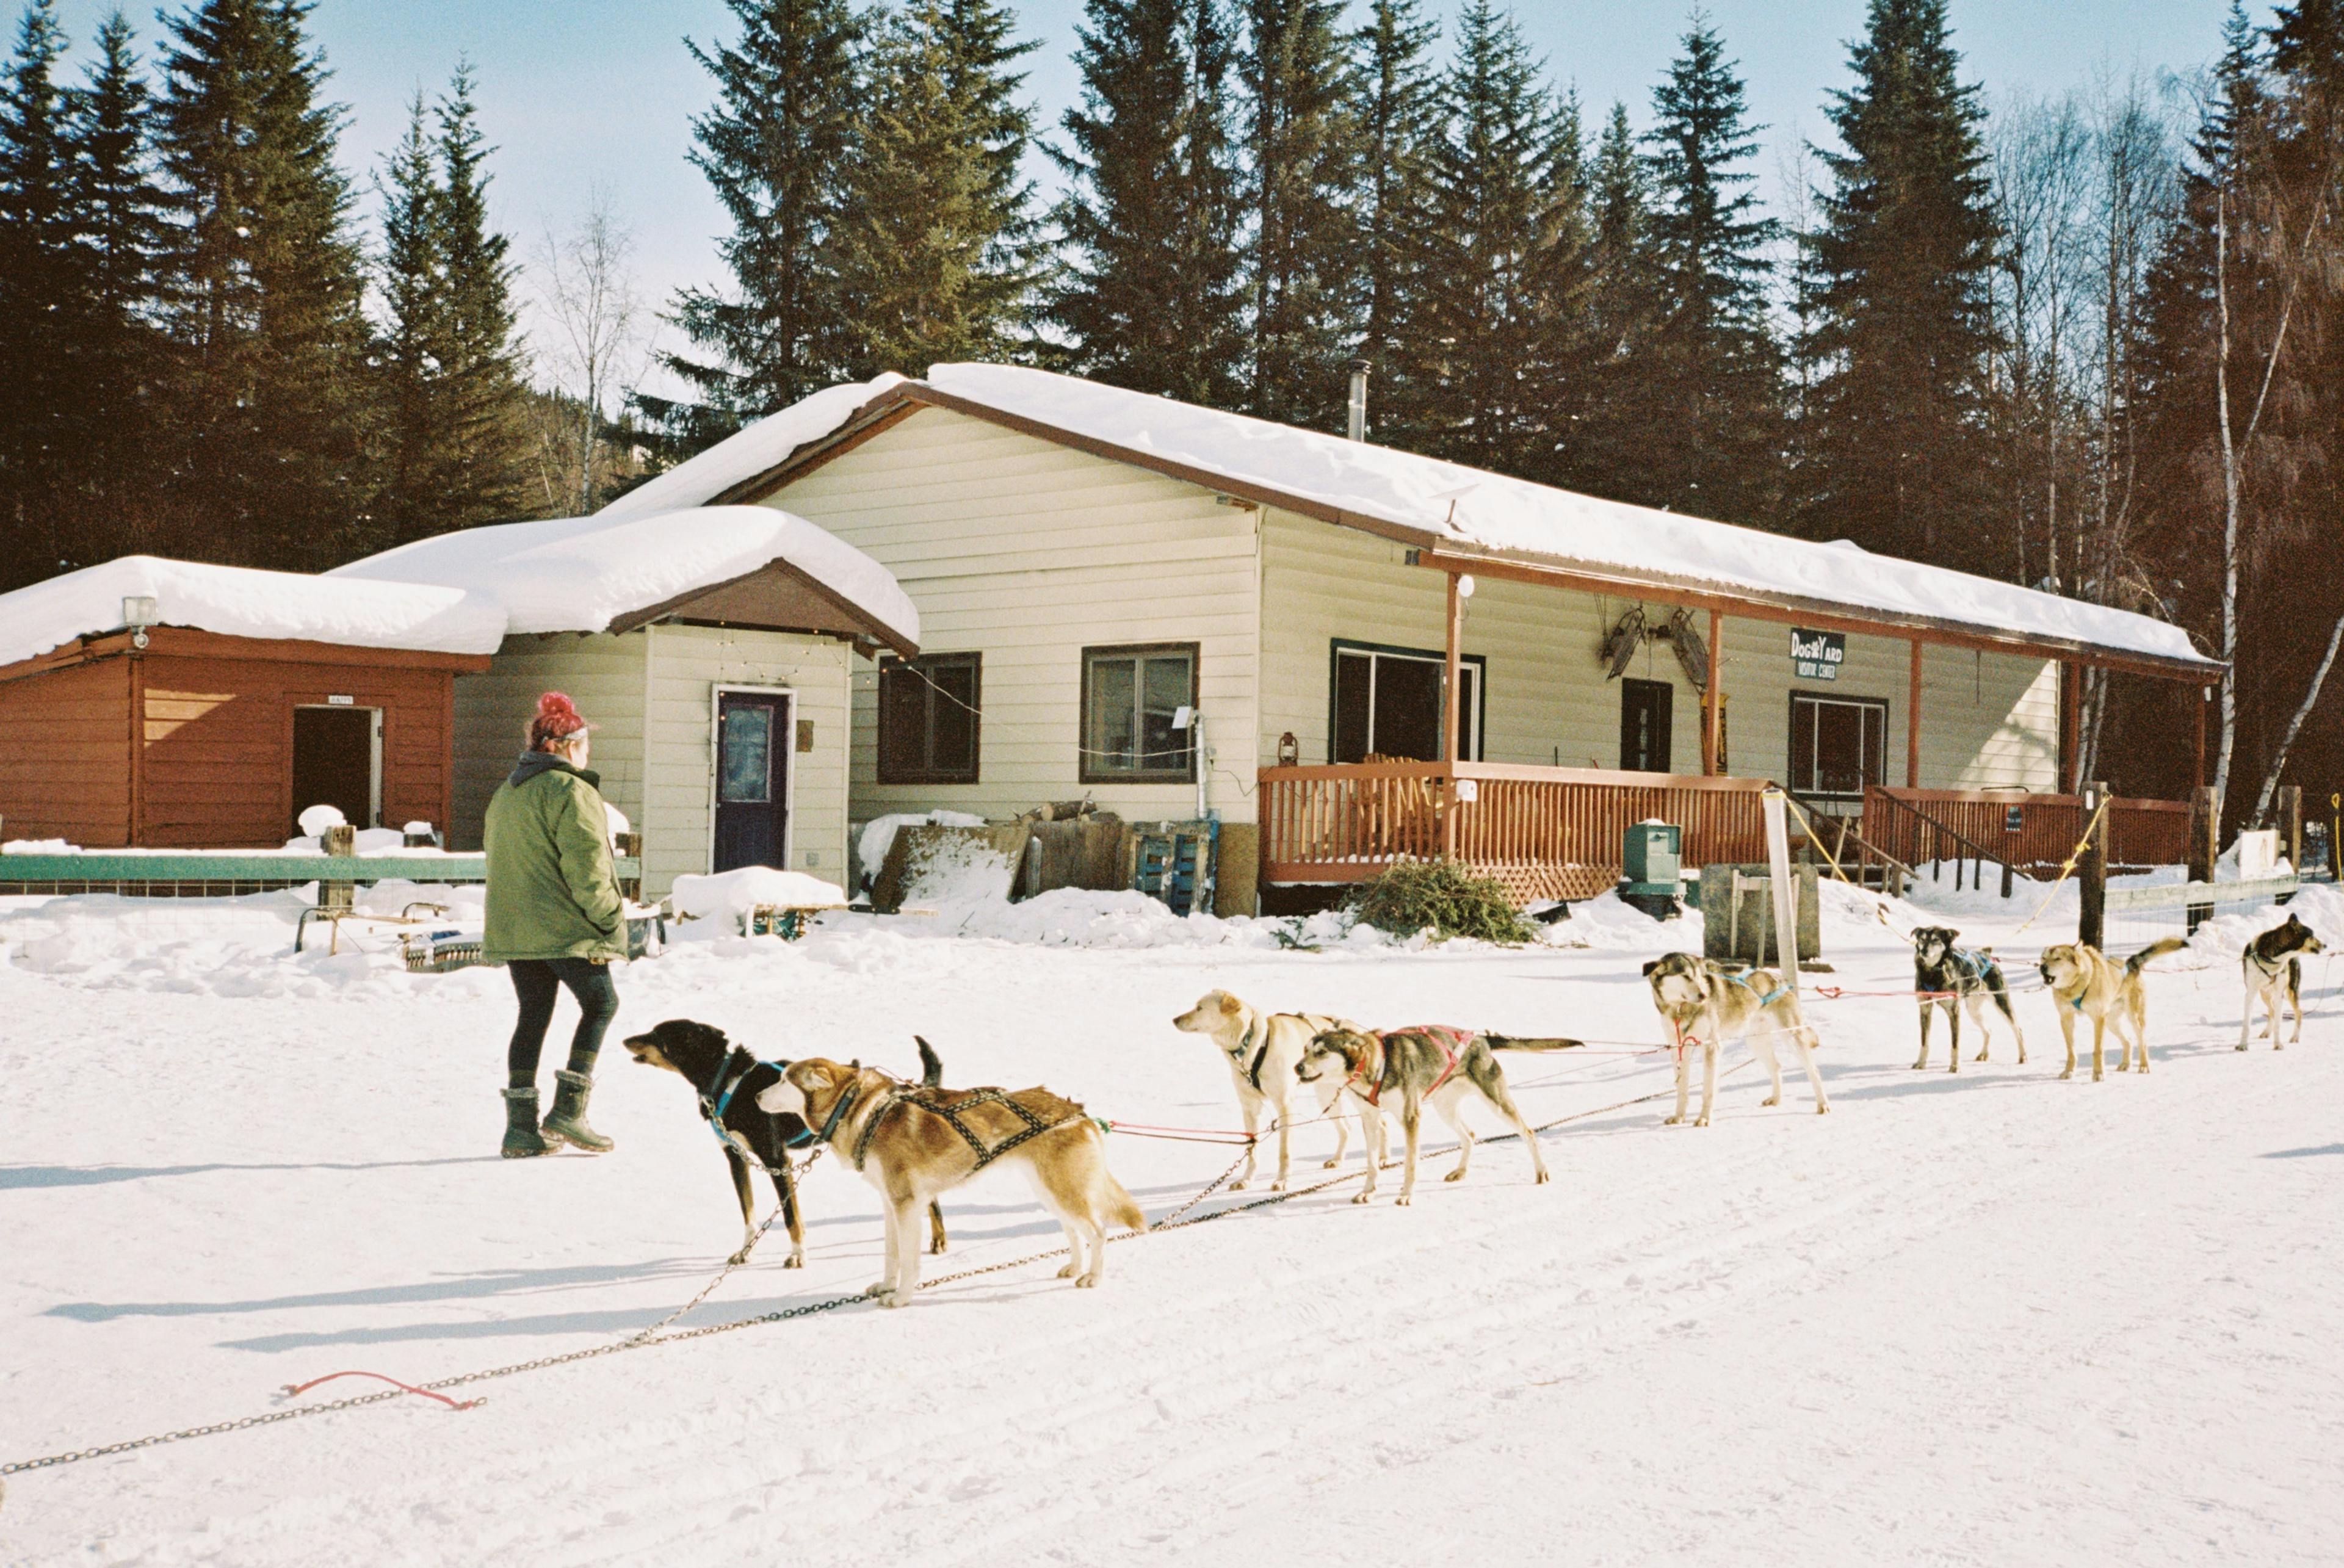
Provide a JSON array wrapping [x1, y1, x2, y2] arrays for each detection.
[[2212, 189, 2242, 818], [2249, 612, 2344, 829]]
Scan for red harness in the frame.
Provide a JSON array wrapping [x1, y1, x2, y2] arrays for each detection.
[[1349, 1025, 1471, 1105]]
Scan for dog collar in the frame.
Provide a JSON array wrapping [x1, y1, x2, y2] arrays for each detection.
[[811, 1064, 866, 1147], [703, 1049, 812, 1157]]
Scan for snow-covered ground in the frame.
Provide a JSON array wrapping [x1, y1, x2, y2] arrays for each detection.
[[4, 876, 2343, 1564]]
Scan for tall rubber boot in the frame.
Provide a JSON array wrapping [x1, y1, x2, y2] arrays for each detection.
[[502, 1087, 551, 1158], [541, 1068, 614, 1153]]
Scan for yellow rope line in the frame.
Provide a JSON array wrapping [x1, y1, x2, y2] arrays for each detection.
[[1780, 795, 1915, 947], [2011, 795, 2113, 937]]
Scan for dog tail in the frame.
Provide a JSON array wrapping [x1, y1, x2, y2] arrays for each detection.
[[1483, 1035, 1585, 1052], [1107, 1176, 1146, 1234], [915, 1035, 944, 1086], [2126, 937, 2188, 974]]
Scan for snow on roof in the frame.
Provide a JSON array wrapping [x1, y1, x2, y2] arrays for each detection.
[[916, 364, 2213, 670], [0, 555, 506, 669], [330, 504, 919, 652], [593, 373, 910, 523]]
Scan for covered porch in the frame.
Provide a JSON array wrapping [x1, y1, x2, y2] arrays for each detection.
[[1257, 548, 2221, 905]]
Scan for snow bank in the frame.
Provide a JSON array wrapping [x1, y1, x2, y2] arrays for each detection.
[[670, 867, 848, 925], [919, 364, 2212, 668], [3, 839, 76, 854], [1532, 891, 1702, 953], [593, 373, 910, 521], [332, 504, 918, 654], [0, 554, 506, 668]]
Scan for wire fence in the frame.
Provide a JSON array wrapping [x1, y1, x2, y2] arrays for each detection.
[[2102, 873, 2303, 963]]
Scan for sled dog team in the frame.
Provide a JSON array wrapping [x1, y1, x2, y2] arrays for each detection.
[[623, 916, 2323, 1307]]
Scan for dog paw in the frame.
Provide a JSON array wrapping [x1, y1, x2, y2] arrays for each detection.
[[1761, 1094, 1781, 1107], [1909, 1060, 1927, 1071], [1663, 1114, 1684, 1126], [1323, 1158, 1341, 1169], [864, 1282, 891, 1298], [1973, 1049, 1989, 1061], [1815, 1104, 1831, 1115], [1444, 1169, 1466, 1182], [784, 1253, 804, 1270], [1351, 1192, 1373, 1205], [877, 1292, 910, 1309], [726, 1249, 751, 1266], [1270, 1180, 1286, 1192], [1075, 1274, 1099, 1289], [1228, 1180, 1248, 1192], [1395, 1194, 1413, 1207], [1535, 1170, 1551, 1184], [1692, 1115, 1710, 1128], [2059, 1069, 2074, 1080], [1057, 1262, 1080, 1279]]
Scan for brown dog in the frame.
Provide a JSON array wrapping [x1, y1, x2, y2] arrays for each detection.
[[2036, 938, 2187, 1080], [759, 1058, 1145, 1307]]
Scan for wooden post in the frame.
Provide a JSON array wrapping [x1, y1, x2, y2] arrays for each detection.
[[2193, 685, 2208, 793], [1442, 571, 1463, 765], [2282, 782, 2302, 872], [2079, 779, 2108, 949], [2187, 784, 2216, 934], [1703, 609, 1723, 775], [1441, 571, 1463, 861], [2060, 664, 2079, 793], [1906, 640, 1923, 789]]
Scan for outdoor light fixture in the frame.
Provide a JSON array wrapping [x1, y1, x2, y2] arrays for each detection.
[[121, 593, 157, 650], [1457, 574, 1476, 599]]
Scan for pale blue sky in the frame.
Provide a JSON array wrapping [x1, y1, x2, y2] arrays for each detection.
[[35, 0, 2249, 359]]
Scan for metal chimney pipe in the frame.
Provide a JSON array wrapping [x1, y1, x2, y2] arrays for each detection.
[[1345, 358, 1372, 442]]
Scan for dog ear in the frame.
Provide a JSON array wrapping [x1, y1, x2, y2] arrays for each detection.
[[1218, 992, 1242, 1015], [1641, 959, 1662, 977]]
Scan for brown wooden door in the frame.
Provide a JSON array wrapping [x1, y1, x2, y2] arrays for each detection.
[[714, 690, 790, 872]]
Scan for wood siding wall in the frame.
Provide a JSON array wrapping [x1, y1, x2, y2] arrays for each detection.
[[769, 405, 1262, 834], [450, 625, 853, 897], [0, 648, 455, 847], [0, 656, 131, 844], [1257, 510, 2059, 792]]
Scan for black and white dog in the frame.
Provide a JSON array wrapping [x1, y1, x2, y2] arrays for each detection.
[[2240, 913, 2323, 1051], [1909, 927, 2025, 1072]]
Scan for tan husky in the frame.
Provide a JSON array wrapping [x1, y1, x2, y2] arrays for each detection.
[[1172, 991, 1380, 1190], [759, 1058, 1145, 1307], [2036, 938, 2188, 1080], [1640, 953, 1831, 1127]]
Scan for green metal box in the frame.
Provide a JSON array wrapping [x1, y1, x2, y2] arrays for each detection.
[[1622, 822, 1682, 887]]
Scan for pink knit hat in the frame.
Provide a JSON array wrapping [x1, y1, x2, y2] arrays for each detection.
[[527, 692, 593, 751]]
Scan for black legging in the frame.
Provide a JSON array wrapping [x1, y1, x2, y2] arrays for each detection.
[[506, 958, 620, 1083]]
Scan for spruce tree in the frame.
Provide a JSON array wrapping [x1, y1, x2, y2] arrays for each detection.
[[426, 63, 529, 529], [154, 0, 375, 570], [1350, 0, 1438, 425], [1397, 0, 1588, 475], [373, 92, 442, 541], [1797, 0, 2000, 566], [1049, 0, 1247, 406], [60, 10, 167, 568], [831, 0, 1041, 378], [1569, 100, 1655, 497], [1242, 0, 1359, 426], [1637, 16, 1784, 522], [644, 0, 863, 451], [0, 0, 76, 586]]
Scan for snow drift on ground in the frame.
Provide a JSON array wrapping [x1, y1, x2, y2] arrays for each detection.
[[4, 870, 2343, 1564], [669, 867, 848, 925], [0, 554, 507, 668], [331, 505, 919, 654]]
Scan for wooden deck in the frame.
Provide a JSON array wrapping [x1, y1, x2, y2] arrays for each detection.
[[1859, 787, 2190, 875], [1257, 762, 1773, 903]]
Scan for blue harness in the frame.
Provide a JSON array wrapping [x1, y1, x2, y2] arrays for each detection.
[[1731, 972, 1790, 1008], [702, 1049, 814, 1160]]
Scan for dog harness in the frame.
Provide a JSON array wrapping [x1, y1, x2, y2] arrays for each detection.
[[698, 1048, 813, 1168], [844, 1083, 1085, 1173], [1345, 1025, 1470, 1107], [1224, 1016, 1274, 1092], [1729, 973, 1790, 1009]]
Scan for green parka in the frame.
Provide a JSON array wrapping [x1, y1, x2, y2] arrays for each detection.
[[482, 752, 626, 963]]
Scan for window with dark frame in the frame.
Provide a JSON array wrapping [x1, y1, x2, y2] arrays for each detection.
[[1329, 641, 1485, 762], [1789, 692, 1888, 798], [876, 652, 981, 784], [1080, 643, 1198, 783]]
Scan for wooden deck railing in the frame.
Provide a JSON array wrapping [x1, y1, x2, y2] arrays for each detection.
[[1861, 787, 2193, 878], [1258, 762, 1774, 903]]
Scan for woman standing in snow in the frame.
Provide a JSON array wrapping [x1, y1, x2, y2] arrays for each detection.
[[484, 692, 625, 1158]]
